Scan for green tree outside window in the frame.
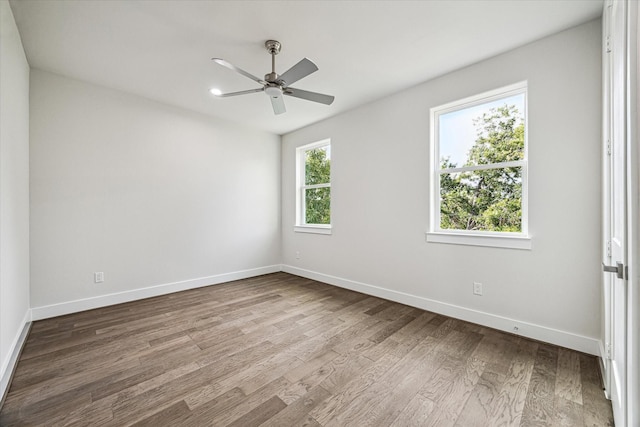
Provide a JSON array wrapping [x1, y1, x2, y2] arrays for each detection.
[[304, 146, 331, 224], [440, 104, 525, 232]]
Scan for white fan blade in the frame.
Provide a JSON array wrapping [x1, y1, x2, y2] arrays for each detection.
[[270, 95, 286, 115], [212, 58, 267, 85], [284, 87, 334, 105], [278, 58, 318, 86], [213, 88, 264, 97]]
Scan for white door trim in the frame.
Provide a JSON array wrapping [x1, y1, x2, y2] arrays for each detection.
[[601, 2, 639, 426], [625, 1, 639, 424]]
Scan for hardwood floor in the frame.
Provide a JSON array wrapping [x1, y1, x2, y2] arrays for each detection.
[[0, 272, 613, 426]]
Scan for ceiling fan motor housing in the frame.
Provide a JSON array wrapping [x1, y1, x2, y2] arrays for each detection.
[[265, 72, 279, 83]]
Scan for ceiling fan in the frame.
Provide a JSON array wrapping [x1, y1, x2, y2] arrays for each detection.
[[211, 40, 335, 115]]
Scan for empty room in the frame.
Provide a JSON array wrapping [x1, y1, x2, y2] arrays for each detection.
[[1, 0, 638, 426]]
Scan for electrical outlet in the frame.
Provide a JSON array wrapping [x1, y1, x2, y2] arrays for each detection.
[[295, 251, 300, 260], [94, 272, 104, 283], [473, 281, 483, 296]]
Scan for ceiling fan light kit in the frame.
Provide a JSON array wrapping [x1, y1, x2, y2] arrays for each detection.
[[211, 40, 335, 115]]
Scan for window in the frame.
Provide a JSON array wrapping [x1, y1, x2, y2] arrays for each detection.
[[427, 82, 531, 249], [295, 139, 331, 234]]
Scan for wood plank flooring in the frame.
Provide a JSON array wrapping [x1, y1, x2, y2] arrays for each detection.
[[0, 272, 614, 426]]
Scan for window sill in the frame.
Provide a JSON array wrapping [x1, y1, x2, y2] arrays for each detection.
[[295, 225, 332, 235], [425, 231, 531, 250]]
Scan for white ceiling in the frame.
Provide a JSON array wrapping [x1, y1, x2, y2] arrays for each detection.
[[9, 0, 603, 135]]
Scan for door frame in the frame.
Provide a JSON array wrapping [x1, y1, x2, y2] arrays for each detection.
[[601, 1, 639, 426], [601, 0, 613, 400], [602, 3, 627, 424], [625, 1, 638, 424]]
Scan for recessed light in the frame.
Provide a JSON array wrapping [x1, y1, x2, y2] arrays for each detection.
[[209, 88, 222, 96]]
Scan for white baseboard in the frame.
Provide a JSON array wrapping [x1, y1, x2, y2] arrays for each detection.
[[1, 309, 32, 406], [282, 265, 601, 356], [27, 263, 602, 355], [31, 265, 281, 321]]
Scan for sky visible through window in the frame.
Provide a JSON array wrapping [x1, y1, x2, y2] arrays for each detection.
[[324, 145, 331, 161], [439, 93, 525, 167]]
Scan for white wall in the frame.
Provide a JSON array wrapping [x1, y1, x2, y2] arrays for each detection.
[[29, 70, 281, 316], [0, 0, 30, 398], [282, 20, 602, 354]]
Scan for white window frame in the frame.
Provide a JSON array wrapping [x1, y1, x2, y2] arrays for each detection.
[[426, 82, 531, 250], [295, 139, 332, 235]]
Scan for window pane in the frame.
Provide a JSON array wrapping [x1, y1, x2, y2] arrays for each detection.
[[305, 187, 330, 225], [305, 146, 331, 185], [440, 166, 522, 232], [439, 93, 525, 169]]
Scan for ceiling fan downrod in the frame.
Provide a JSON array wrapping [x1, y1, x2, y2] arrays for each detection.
[[264, 40, 281, 83]]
